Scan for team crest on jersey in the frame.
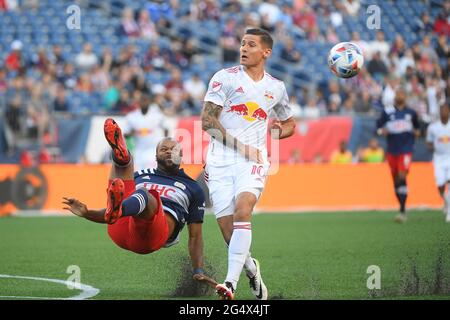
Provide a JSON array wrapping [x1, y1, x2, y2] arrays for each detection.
[[212, 81, 222, 92]]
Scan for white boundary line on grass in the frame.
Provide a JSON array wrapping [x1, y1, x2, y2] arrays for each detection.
[[0, 274, 100, 300]]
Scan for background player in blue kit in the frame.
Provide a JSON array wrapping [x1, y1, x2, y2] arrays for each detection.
[[376, 87, 421, 223], [63, 119, 210, 284]]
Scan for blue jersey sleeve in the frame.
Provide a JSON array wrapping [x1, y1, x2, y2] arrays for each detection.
[[376, 110, 388, 129], [187, 186, 205, 224]]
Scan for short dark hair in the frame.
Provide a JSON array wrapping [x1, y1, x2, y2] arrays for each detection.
[[156, 137, 177, 152], [244, 28, 273, 49]]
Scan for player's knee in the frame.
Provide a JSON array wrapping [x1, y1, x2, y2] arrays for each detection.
[[233, 192, 257, 221], [233, 206, 252, 222], [136, 188, 158, 216]]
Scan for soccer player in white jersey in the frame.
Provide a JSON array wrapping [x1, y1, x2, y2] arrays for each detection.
[[123, 93, 168, 171], [201, 28, 296, 300], [426, 103, 450, 222]]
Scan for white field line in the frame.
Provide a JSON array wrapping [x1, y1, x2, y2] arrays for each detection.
[[0, 274, 100, 300]]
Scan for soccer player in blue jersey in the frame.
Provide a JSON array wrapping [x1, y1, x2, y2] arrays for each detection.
[[63, 119, 209, 282], [376, 87, 421, 222]]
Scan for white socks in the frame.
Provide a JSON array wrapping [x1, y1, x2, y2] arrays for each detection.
[[225, 244, 257, 278], [225, 222, 252, 290]]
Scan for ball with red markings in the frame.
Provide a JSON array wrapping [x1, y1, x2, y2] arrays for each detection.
[[328, 42, 364, 79]]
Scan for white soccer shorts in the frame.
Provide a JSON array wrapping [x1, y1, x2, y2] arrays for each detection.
[[433, 159, 450, 187], [204, 161, 269, 219]]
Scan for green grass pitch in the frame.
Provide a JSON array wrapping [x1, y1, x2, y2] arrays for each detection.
[[1, 211, 449, 300]]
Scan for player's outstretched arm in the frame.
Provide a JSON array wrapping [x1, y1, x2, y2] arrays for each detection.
[[187, 222, 204, 274], [188, 222, 219, 288], [270, 117, 296, 139], [201, 101, 263, 163], [62, 197, 107, 224]]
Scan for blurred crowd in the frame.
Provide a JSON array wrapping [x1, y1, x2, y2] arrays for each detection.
[[0, 0, 449, 158]]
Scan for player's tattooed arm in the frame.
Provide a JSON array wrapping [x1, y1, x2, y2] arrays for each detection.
[[201, 101, 263, 163], [270, 117, 296, 139], [62, 197, 107, 224], [201, 101, 223, 132]]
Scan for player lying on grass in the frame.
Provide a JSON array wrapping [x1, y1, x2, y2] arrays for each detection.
[[63, 119, 215, 287]]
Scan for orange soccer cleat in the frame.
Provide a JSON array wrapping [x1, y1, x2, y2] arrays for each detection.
[[215, 282, 235, 300], [105, 178, 125, 224], [104, 118, 130, 165]]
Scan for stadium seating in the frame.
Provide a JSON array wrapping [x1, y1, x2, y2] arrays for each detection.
[[0, 0, 447, 163], [0, 0, 444, 101]]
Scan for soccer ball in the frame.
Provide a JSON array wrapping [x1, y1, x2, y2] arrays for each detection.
[[327, 42, 364, 78]]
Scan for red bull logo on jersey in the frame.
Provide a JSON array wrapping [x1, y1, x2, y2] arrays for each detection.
[[227, 102, 268, 122], [438, 136, 450, 144]]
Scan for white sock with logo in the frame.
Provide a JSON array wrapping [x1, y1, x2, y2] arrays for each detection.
[[225, 222, 252, 290]]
